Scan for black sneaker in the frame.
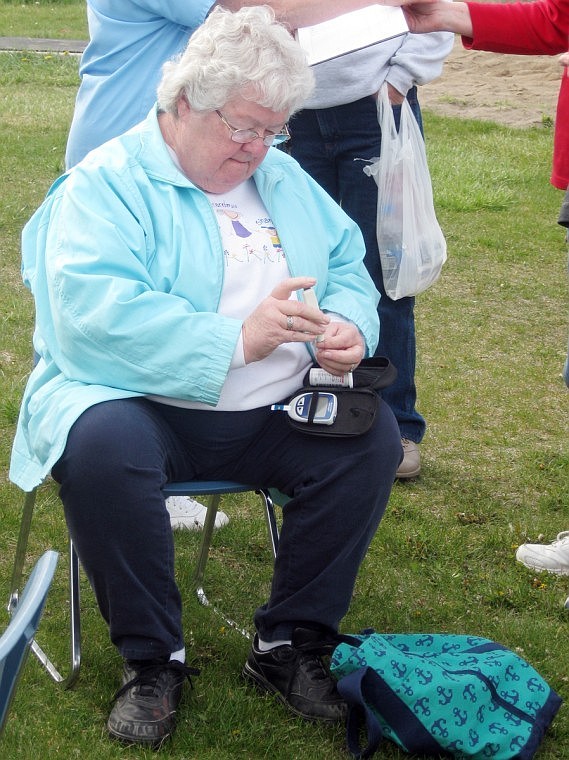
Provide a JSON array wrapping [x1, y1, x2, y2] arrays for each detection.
[[107, 657, 199, 748], [242, 627, 347, 722]]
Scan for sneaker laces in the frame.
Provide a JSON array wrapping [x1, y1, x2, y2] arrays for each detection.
[[112, 660, 200, 703], [293, 629, 357, 657], [166, 496, 205, 517], [295, 638, 338, 658], [291, 632, 351, 681], [549, 531, 569, 546], [298, 652, 332, 683]]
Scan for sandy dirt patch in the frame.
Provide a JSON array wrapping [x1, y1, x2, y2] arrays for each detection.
[[420, 37, 562, 128]]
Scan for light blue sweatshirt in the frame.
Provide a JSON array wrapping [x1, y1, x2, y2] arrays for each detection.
[[65, 0, 214, 168], [11, 108, 379, 491]]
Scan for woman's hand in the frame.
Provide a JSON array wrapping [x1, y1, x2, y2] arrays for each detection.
[[314, 321, 365, 375], [387, 83, 405, 105], [242, 277, 330, 363]]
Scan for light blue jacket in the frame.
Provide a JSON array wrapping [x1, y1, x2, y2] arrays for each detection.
[[10, 108, 379, 491]]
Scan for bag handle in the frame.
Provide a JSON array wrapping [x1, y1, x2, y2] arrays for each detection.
[[376, 82, 397, 143], [337, 665, 447, 758], [336, 668, 384, 759]]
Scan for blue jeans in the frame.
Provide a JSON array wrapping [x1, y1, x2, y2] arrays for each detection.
[[289, 90, 426, 443], [52, 397, 401, 659]]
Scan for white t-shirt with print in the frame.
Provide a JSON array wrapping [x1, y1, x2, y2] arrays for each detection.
[[150, 178, 313, 411]]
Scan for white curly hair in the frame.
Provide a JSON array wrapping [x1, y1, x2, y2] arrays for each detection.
[[157, 5, 314, 118]]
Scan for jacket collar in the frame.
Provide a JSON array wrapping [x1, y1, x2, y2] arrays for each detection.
[[132, 105, 197, 187]]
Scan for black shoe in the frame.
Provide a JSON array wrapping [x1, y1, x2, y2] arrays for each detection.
[[242, 627, 347, 722], [107, 658, 199, 748]]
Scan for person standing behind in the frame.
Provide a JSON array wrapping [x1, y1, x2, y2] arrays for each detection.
[[400, 0, 568, 192], [399, 0, 569, 568], [289, 29, 454, 478]]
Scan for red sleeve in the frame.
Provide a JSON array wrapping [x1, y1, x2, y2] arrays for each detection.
[[463, 0, 568, 55], [552, 73, 569, 189]]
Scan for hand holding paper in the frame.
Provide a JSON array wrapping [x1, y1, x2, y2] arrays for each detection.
[[295, 5, 409, 66]]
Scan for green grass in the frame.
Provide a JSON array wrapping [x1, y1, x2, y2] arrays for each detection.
[[1, 14, 569, 760], [0, 0, 87, 39]]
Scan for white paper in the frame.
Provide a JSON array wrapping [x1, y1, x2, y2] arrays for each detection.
[[295, 5, 408, 66]]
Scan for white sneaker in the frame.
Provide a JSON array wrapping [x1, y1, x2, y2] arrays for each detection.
[[166, 496, 229, 531], [515, 532, 569, 575]]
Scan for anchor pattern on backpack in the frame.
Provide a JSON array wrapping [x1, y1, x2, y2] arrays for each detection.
[[331, 631, 561, 759]]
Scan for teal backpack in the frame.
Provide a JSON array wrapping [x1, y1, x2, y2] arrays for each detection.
[[330, 631, 562, 759]]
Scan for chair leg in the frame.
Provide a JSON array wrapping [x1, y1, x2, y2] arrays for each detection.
[[259, 488, 279, 558], [67, 539, 81, 686], [8, 484, 281, 674], [193, 493, 222, 607], [192, 488, 279, 639], [8, 488, 81, 689], [8, 489, 36, 619]]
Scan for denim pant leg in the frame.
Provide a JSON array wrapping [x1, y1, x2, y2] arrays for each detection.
[[52, 398, 187, 661], [53, 395, 400, 655], [245, 401, 402, 641], [132, 399, 402, 642], [289, 92, 426, 443]]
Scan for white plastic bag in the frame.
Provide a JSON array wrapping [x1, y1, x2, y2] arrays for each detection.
[[363, 84, 447, 300]]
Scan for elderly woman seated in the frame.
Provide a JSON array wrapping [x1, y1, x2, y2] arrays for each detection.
[[10, 6, 401, 749]]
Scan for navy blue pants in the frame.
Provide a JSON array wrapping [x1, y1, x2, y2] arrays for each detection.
[[289, 91, 426, 443], [52, 397, 401, 661]]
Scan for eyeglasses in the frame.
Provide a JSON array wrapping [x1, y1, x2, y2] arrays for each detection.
[[215, 110, 290, 147]]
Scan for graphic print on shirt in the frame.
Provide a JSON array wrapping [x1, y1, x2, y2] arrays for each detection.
[[208, 180, 285, 267]]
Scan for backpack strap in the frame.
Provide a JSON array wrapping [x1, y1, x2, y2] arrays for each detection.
[[337, 666, 447, 758], [337, 668, 384, 759]]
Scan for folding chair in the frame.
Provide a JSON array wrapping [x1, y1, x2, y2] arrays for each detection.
[[0, 550, 59, 735], [7, 482, 279, 689]]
